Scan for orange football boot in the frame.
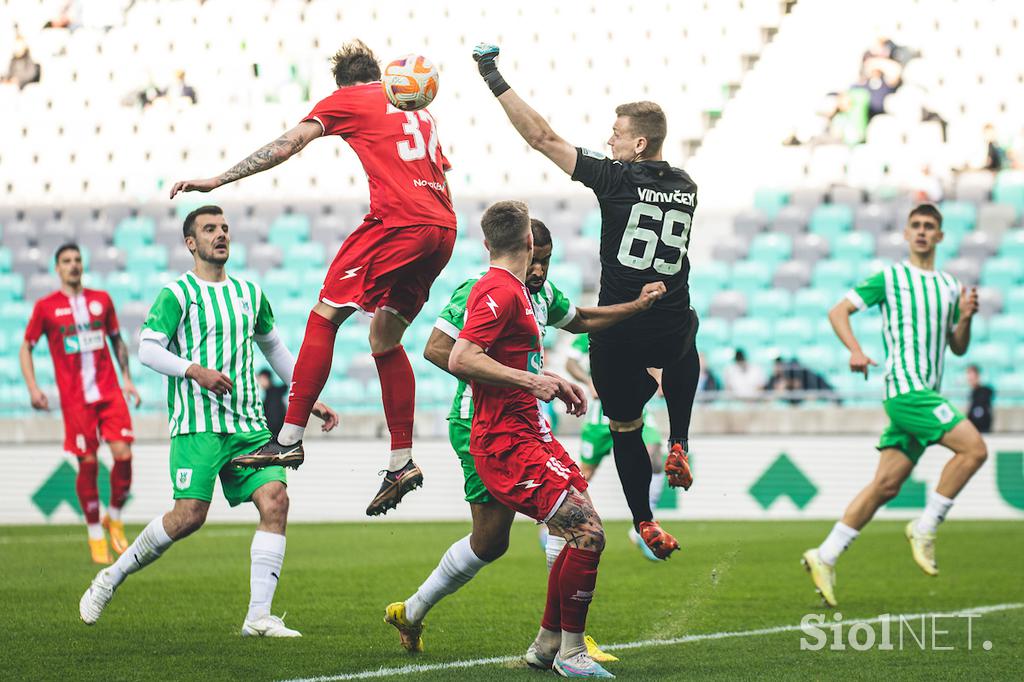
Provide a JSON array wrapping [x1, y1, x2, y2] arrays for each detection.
[[638, 520, 679, 559], [665, 443, 693, 490]]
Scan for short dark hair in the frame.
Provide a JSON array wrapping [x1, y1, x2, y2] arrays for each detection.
[[615, 101, 667, 156], [908, 203, 943, 228], [967, 364, 980, 374], [183, 205, 224, 240], [54, 242, 80, 264], [481, 200, 530, 256], [735, 348, 747, 362], [331, 39, 381, 87], [530, 219, 552, 249]]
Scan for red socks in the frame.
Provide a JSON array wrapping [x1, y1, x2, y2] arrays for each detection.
[[110, 458, 132, 510], [372, 345, 415, 451], [542, 543, 569, 631], [76, 458, 100, 524], [558, 548, 601, 633], [283, 311, 339, 430]]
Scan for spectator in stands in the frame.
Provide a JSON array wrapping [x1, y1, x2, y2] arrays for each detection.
[[966, 364, 993, 433], [168, 70, 197, 105], [696, 351, 720, 399], [853, 68, 899, 119], [42, 1, 81, 30], [981, 123, 1005, 172], [3, 36, 41, 90], [723, 349, 765, 401], [911, 164, 944, 203], [257, 368, 287, 437], [765, 357, 839, 405]]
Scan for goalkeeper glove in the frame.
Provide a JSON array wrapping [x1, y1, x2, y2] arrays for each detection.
[[473, 43, 510, 97]]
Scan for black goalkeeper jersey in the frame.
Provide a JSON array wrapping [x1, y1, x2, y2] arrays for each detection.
[[572, 147, 698, 343]]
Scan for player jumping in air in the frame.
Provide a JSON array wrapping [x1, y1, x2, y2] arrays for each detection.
[[170, 40, 455, 516], [473, 44, 699, 559], [79, 206, 339, 635], [21, 243, 140, 564], [385, 217, 663, 663], [802, 204, 987, 607], [565, 334, 666, 561]]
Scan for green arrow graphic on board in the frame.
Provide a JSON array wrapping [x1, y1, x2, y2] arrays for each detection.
[[749, 453, 818, 510], [31, 461, 116, 519], [996, 451, 1024, 510]]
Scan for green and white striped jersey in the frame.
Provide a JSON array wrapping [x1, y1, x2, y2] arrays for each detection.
[[436, 274, 577, 421], [846, 262, 961, 399], [568, 333, 608, 427], [140, 271, 275, 436]]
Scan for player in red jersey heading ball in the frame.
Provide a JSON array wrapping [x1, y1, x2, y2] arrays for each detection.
[[447, 201, 613, 678], [170, 41, 456, 515]]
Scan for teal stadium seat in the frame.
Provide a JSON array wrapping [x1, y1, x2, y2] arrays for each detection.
[[731, 318, 773, 349], [124, 245, 169, 273], [993, 372, 1024, 406], [774, 317, 813, 348], [0, 272, 24, 300], [753, 188, 789, 218], [690, 261, 729, 293], [548, 263, 583, 301], [812, 259, 857, 291], [938, 201, 977, 232], [0, 247, 11, 272], [749, 233, 792, 262], [796, 345, 837, 373], [229, 243, 247, 269], [1002, 287, 1024, 314], [113, 216, 156, 250], [981, 257, 1024, 288], [793, 288, 834, 316], [993, 177, 1024, 217], [283, 242, 326, 268], [698, 318, 730, 347], [999, 230, 1024, 259], [986, 315, 1020, 344], [263, 269, 302, 299], [809, 205, 853, 241], [833, 232, 875, 261], [970, 341, 1012, 373], [581, 209, 602, 240], [731, 260, 774, 295], [268, 214, 311, 247], [0, 301, 31, 327], [749, 289, 792, 319], [856, 258, 889, 281], [105, 272, 143, 302]]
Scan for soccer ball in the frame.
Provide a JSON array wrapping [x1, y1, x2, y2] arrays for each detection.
[[382, 54, 439, 111]]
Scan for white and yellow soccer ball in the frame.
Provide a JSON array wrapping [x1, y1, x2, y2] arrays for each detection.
[[382, 54, 439, 111]]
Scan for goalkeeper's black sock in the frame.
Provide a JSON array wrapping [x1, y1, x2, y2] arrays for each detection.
[[610, 428, 653, 530]]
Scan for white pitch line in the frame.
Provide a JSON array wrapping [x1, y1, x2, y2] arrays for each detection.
[[0, 528, 253, 544], [279, 602, 1023, 682]]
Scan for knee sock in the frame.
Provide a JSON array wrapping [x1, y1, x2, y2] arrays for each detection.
[[541, 544, 568, 632], [558, 548, 601, 655], [915, 491, 954, 535], [109, 458, 132, 516], [649, 471, 666, 510], [280, 311, 339, 446], [610, 428, 653, 528], [405, 535, 488, 623], [663, 345, 700, 445], [247, 530, 286, 622], [373, 345, 415, 468], [76, 458, 102, 537], [108, 515, 174, 586], [545, 533, 567, 572], [817, 522, 859, 566]]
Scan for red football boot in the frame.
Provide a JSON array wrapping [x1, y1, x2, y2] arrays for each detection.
[[665, 443, 693, 490], [638, 520, 680, 559]]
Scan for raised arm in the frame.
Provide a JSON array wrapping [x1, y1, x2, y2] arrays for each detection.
[[948, 286, 978, 356], [828, 299, 877, 379], [473, 44, 578, 175], [169, 120, 322, 198], [562, 282, 666, 333], [108, 332, 141, 407]]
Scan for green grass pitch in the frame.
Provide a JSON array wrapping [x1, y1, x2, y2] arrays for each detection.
[[3, 520, 1021, 680]]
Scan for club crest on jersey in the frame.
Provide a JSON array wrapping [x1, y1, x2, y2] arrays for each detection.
[[175, 468, 193, 490], [240, 299, 251, 315], [88, 300, 104, 316]]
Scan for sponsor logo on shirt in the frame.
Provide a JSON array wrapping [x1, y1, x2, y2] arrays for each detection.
[[484, 294, 499, 318], [515, 479, 542, 489], [55, 307, 72, 316], [88, 300, 104, 316], [413, 178, 446, 191]]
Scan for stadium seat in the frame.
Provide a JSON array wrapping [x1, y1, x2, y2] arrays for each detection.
[[981, 257, 1024, 288], [731, 260, 774, 294], [753, 189, 788, 218], [999, 230, 1024, 259], [970, 341, 1012, 373], [792, 233, 830, 263], [772, 261, 811, 292], [698, 317, 730, 348], [268, 214, 311, 246], [749, 233, 792, 263], [0, 273, 24, 301], [812, 259, 857, 291], [793, 288, 833, 316], [710, 235, 749, 263], [986, 315, 1021, 345], [993, 372, 1024, 406], [772, 205, 811, 237], [732, 210, 768, 240], [709, 290, 747, 321], [731, 318, 773, 349], [832, 232, 875, 261], [992, 177, 1024, 217], [749, 289, 792, 319], [976, 203, 1017, 236], [0, 247, 11, 273], [809, 205, 853, 241], [690, 261, 730, 293], [123, 245, 169, 273], [957, 231, 998, 260], [938, 201, 977, 232], [282, 242, 326, 268], [113, 216, 156, 250], [853, 203, 895, 235], [1002, 287, 1024, 314], [774, 317, 813, 348]]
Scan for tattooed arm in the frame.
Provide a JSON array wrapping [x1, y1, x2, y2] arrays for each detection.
[[169, 121, 322, 198], [109, 332, 141, 407]]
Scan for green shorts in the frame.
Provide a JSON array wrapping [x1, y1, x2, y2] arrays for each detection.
[[169, 429, 286, 507], [878, 389, 965, 464], [580, 412, 662, 467], [449, 418, 492, 505]]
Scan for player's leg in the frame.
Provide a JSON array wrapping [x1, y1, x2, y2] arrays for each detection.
[[802, 447, 914, 607], [365, 226, 454, 515], [388, 419, 509, 651], [66, 404, 108, 562], [661, 343, 700, 490], [241, 480, 299, 637], [644, 421, 666, 510]]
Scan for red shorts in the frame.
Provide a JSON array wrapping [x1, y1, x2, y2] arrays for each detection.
[[63, 392, 134, 458], [473, 438, 588, 522], [320, 221, 455, 323]]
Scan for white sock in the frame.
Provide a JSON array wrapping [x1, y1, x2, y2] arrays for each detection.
[[560, 630, 586, 658], [817, 522, 859, 566], [108, 515, 173, 586], [277, 423, 305, 446], [535, 626, 561, 655], [87, 523, 104, 541], [247, 530, 286, 622], [649, 472, 666, 510], [915, 491, 954, 535], [388, 447, 412, 472], [107, 506, 122, 522], [405, 535, 487, 623], [545, 533, 567, 572]]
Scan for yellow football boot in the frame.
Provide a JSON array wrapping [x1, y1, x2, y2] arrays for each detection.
[[89, 537, 112, 565], [384, 602, 424, 653], [585, 635, 619, 663], [102, 516, 129, 555], [905, 521, 939, 576], [801, 548, 837, 607]]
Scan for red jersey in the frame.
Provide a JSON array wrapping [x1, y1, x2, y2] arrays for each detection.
[[460, 267, 550, 457], [304, 82, 457, 230], [25, 289, 123, 406]]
